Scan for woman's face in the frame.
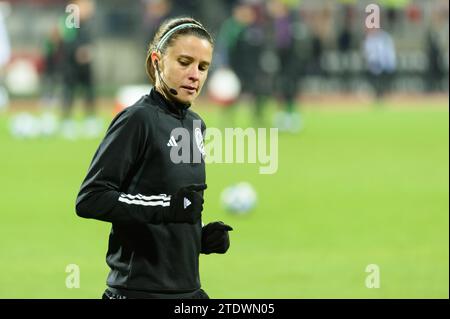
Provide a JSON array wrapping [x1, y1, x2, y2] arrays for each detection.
[[156, 35, 213, 104]]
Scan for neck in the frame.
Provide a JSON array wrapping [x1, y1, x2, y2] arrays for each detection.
[[155, 85, 173, 103], [153, 86, 191, 113]]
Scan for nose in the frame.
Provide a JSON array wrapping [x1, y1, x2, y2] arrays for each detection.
[[188, 65, 200, 82]]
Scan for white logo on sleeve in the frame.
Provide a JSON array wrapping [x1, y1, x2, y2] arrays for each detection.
[[167, 136, 178, 147], [183, 197, 191, 209]]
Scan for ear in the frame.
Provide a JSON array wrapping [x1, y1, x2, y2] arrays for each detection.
[[151, 52, 161, 67]]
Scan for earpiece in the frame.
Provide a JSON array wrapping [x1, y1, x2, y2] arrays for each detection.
[[155, 59, 178, 96]]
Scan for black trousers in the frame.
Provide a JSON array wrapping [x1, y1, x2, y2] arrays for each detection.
[[62, 65, 95, 117], [368, 71, 393, 100], [102, 287, 210, 299]]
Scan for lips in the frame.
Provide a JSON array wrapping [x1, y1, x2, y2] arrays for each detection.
[[181, 85, 198, 92]]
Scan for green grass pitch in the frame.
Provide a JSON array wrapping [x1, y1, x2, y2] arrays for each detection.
[[0, 101, 448, 298]]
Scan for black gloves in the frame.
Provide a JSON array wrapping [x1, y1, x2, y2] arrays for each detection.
[[201, 221, 233, 254], [162, 185, 233, 255], [163, 184, 207, 224]]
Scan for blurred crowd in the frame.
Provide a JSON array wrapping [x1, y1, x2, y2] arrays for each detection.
[[0, 0, 449, 136], [140, 0, 449, 131]]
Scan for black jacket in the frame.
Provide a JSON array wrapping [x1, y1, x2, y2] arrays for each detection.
[[76, 88, 206, 293]]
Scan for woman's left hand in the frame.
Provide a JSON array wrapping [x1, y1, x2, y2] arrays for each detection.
[[201, 221, 233, 254]]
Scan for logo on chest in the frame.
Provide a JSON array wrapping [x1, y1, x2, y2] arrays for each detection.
[[166, 120, 205, 164], [194, 127, 206, 157]]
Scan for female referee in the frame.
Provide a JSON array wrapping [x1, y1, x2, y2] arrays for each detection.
[[76, 17, 233, 299]]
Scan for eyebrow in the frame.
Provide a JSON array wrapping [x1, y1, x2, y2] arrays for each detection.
[[178, 55, 210, 65]]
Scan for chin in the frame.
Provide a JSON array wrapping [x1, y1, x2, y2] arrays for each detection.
[[173, 97, 190, 105], [178, 94, 196, 104]]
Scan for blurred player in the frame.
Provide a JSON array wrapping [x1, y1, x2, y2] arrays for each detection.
[[215, 1, 271, 126], [363, 28, 397, 105], [267, 0, 302, 133], [60, 0, 100, 139], [41, 24, 64, 108], [425, 28, 445, 93]]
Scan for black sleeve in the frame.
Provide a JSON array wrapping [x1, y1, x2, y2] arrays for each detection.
[[75, 107, 167, 224]]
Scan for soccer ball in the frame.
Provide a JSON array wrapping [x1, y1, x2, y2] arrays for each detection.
[[220, 182, 257, 214], [207, 67, 241, 107], [10, 112, 41, 139], [9, 112, 58, 139], [5, 58, 40, 96]]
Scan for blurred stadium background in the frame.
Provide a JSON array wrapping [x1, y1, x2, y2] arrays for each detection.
[[0, 0, 448, 298]]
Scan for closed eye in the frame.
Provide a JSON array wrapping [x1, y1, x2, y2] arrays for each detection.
[[199, 63, 210, 72]]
